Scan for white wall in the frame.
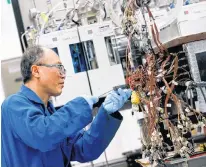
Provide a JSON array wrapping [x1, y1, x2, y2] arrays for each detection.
[[1, 0, 22, 61], [1, 3, 22, 162], [0, 0, 22, 102]]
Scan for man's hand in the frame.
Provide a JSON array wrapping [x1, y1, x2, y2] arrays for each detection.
[[103, 88, 132, 114], [81, 96, 99, 110]]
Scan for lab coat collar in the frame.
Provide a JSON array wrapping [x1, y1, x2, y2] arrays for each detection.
[[19, 85, 44, 104]]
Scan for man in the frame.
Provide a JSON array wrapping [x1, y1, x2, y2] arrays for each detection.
[[1, 45, 131, 167]]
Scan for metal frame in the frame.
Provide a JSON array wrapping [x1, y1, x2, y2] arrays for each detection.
[[184, 40, 206, 112], [11, 0, 27, 52]]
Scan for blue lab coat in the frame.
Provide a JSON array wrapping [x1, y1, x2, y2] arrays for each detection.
[[1, 85, 122, 167]]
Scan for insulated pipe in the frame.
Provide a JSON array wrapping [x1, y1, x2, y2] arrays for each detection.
[[40, 1, 74, 35], [21, 31, 28, 51]]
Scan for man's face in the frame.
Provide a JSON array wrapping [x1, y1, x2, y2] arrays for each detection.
[[36, 49, 66, 96]]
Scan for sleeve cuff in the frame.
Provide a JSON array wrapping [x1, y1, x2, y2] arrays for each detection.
[[110, 111, 123, 120]]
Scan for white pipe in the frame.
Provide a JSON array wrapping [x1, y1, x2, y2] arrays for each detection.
[[56, 8, 74, 30], [156, 0, 184, 30], [35, 13, 41, 32], [55, 8, 70, 12], [21, 31, 28, 51], [105, 0, 121, 27], [40, 1, 74, 35]]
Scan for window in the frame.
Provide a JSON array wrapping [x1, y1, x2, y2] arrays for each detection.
[[82, 40, 98, 70], [105, 36, 120, 66], [69, 43, 87, 73], [196, 52, 206, 81]]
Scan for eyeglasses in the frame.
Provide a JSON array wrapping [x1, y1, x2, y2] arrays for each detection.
[[36, 64, 67, 75]]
